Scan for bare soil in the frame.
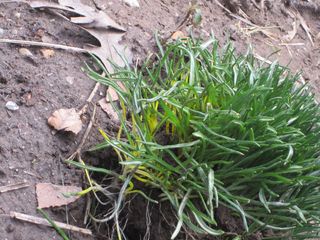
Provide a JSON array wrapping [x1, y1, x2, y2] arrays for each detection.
[[0, 0, 319, 239]]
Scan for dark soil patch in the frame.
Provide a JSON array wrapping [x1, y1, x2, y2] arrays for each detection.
[[0, 0, 320, 239]]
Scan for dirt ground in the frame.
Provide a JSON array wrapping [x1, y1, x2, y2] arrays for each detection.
[[0, 0, 320, 239]]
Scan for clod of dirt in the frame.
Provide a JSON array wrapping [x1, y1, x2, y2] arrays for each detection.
[[18, 48, 33, 57], [47, 108, 83, 134], [40, 49, 55, 59], [0, 72, 7, 84], [36, 183, 82, 208]]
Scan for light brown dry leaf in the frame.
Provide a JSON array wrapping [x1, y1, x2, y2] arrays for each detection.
[[19, 48, 33, 57], [40, 48, 55, 59], [29, 0, 131, 72], [98, 98, 119, 122], [48, 108, 82, 134], [171, 31, 186, 40], [36, 183, 81, 209], [106, 87, 119, 102]]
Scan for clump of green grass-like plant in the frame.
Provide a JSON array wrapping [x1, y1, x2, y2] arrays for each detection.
[[86, 37, 320, 239]]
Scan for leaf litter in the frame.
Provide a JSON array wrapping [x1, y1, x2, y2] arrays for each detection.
[[36, 183, 82, 209], [29, 0, 130, 71], [29, 0, 130, 122], [48, 108, 82, 134]]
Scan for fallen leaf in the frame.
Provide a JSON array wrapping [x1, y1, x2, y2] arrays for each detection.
[[40, 49, 55, 59], [171, 31, 186, 40], [98, 98, 119, 122], [36, 183, 81, 209], [19, 48, 33, 57], [106, 87, 119, 102], [30, 0, 131, 72], [48, 108, 82, 134]]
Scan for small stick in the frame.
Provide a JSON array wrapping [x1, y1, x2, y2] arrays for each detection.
[[0, 39, 87, 53], [79, 82, 100, 115], [10, 211, 93, 236], [0, 182, 29, 193]]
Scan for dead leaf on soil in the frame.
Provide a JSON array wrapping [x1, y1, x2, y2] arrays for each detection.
[[36, 183, 82, 209], [171, 31, 186, 40], [106, 87, 120, 102], [48, 108, 82, 134], [40, 48, 55, 59], [29, 0, 131, 72], [98, 98, 119, 122]]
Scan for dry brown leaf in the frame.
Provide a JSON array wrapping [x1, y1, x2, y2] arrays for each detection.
[[106, 87, 119, 102], [29, 0, 131, 72], [36, 183, 81, 208], [40, 48, 55, 59], [30, 0, 124, 31], [48, 108, 82, 134], [98, 98, 119, 122], [171, 31, 186, 40]]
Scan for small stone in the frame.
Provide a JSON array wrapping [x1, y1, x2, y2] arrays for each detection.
[[19, 48, 33, 57], [65, 76, 74, 84], [5, 101, 19, 111], [123, 0, 139, 7], [11, 29, 18, 35], [14, 12, 21, 18], [0, 28, 4, 36]]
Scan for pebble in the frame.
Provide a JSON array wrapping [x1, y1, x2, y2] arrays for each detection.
[[0, 28, 4, 36], [65, 76, 74, 84], [19, 48, 33, 57], [5, 101, 19, 111], [123, 0, 139, 7], [14, 12, 21, 18]]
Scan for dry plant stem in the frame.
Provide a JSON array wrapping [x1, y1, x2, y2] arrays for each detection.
[[79, 82, 100, 115], [0, 182, 29, 193], [0, 39, 87, 53], [10, 211, 92, 235], [69, 103, 97, 161]]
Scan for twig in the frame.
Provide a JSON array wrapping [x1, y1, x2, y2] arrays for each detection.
[[295, 11, 314, 46], [0, 39, 87, 53], [0, 182, 29, 193], [213, 0, 232, 14], [78, 104, 97, 154], [10, 211, 92, 235], [79, 82, 100, 115]]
